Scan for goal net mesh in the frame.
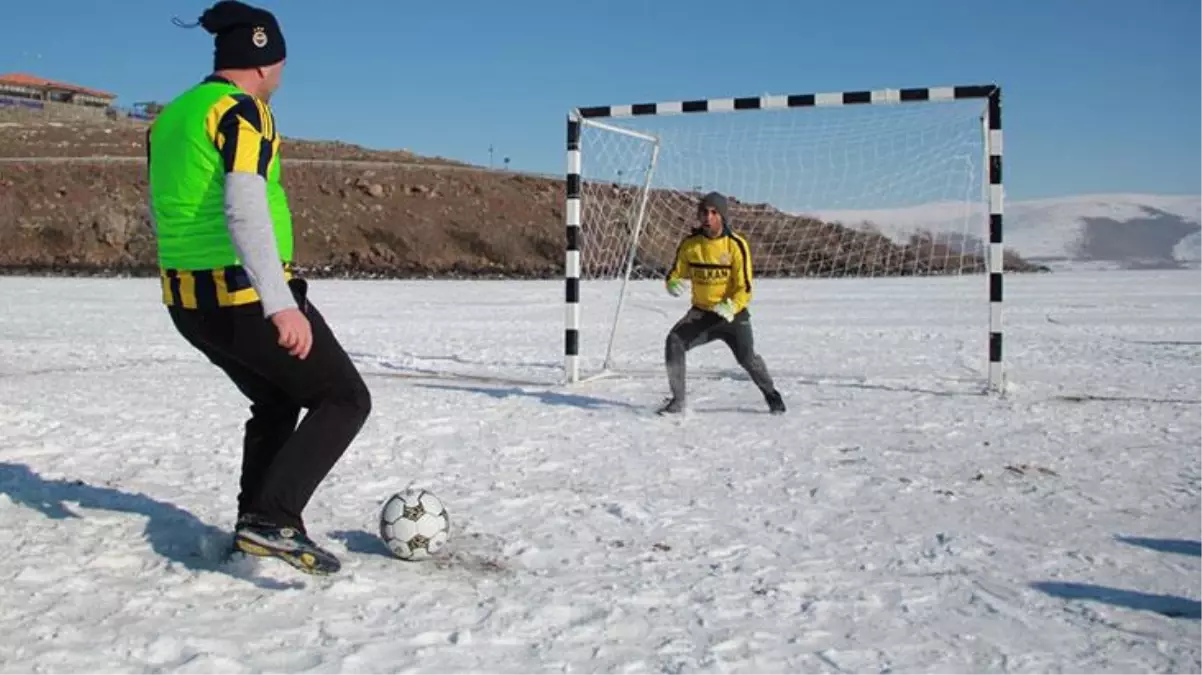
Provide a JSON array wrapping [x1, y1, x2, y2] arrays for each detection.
[[574, 100, 994, 389]]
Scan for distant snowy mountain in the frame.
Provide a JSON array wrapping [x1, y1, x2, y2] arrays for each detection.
[[808, 193, 1201, 271]]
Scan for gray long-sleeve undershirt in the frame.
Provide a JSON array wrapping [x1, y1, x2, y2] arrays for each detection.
[[224, 171, 296, 317]]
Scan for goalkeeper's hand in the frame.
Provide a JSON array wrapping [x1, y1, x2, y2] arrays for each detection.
[[712, 298, 737, 322], [666, 279, 685, 297]]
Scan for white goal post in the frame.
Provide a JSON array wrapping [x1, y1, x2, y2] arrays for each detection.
[[563, 84, 1005, 392]]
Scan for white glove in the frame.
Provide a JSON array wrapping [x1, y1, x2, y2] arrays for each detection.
[[666, 279, 685, 297], [713, 299, 736, 321]]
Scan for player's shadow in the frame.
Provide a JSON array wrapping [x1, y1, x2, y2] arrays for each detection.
[[330, 528, 514, 577], [413, 382, 640, 411], [1030, 582, 1200, 619], [348, 350, 562, 388], [792, 376, 976, 398], [0, 462, 300, 590], [1114, 535, 1202, 557], [348, 350, 562, 374], [1030, 534, 1202, 620], [328, 529, 395, 559], [685, 367, 980, 398]]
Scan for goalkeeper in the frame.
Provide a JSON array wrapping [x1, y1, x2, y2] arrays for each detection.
[[659, 192, 786, 415]]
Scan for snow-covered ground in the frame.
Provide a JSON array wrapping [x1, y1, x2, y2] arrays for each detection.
[[1, 268, 1199, 673]]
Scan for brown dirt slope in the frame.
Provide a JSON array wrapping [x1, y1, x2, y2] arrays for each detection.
[[0, 115, 1048, 278]]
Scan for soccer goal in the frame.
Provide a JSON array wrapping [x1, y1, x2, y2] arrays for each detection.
[[564, 85, 1005, 393]]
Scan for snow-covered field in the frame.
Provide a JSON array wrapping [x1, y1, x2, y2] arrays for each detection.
[[1, 269, 1199, 673]]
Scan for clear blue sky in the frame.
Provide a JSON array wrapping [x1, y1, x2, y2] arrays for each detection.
[[3, 0, 1198, 202]]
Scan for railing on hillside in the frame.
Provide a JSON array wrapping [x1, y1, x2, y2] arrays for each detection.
[[0, 153, 562, 181], [109, 107, 154, 121], [0, 96, 45, 111], [0, 96, 155, 122]]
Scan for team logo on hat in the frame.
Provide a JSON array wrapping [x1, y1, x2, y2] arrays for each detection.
[[252, 26, 269, 48]]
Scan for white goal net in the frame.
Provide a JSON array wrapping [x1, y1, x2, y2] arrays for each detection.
[[565, 87, 1006, 393]]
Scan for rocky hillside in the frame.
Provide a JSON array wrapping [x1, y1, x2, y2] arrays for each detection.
[[0, 116, 1047, 278]]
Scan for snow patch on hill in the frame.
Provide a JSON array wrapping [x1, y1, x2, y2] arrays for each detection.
[[808, 193, 1201, 271]]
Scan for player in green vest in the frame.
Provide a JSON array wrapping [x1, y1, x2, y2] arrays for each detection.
[[149, 0, 371, 575]]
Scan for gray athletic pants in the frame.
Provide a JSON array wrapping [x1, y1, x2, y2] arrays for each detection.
[[665, 306, 776, 401]]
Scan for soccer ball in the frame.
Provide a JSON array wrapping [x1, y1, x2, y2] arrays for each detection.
[[378, 489, 450, 561]]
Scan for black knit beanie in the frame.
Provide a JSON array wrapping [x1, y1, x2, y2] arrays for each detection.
[[699, 191, 730, 225], [195, 0, 286, 70]]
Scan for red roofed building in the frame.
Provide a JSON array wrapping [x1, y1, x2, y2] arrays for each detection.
[[0, 73, 117, 109]]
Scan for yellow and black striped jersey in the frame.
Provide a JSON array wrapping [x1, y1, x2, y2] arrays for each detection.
[[666, 230, 754, 314], [205, 93, 280, 178]]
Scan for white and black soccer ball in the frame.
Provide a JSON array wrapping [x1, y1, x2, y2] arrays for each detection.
[[378, 489, 450, 561]]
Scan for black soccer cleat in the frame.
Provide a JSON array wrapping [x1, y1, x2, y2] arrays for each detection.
[[233, 514, 341, 575], [656, 397, 684, 415], [765, 390, 786, 415]]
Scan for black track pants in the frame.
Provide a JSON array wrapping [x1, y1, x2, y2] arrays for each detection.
[[665, 306, 776, 401], [167, 279, 371, 532]]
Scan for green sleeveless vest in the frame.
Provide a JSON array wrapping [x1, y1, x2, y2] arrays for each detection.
[[148, 80, 294, 270]]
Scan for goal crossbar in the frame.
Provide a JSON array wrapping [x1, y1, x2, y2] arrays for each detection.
[[563, 83, 1005, 392]]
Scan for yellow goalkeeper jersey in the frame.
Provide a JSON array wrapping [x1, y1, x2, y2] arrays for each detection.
[[666, 229, 754, 315]]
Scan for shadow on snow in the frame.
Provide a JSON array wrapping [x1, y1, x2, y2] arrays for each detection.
[[1031, 534, 1201, 620], [413, 382, 642, 411], [0, 462, 301, 590], [1031, 582, 1200, 620]]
